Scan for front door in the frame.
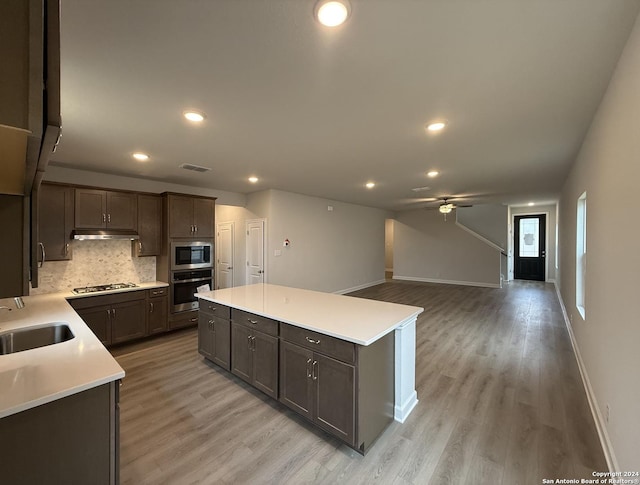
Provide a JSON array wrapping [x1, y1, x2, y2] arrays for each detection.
[[514, 214, 546, 281], [216, 222, 234, 289], [246, 219, 265, 285]]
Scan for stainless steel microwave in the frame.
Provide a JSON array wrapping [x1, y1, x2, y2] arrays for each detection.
[[170, 241, 213, 270]]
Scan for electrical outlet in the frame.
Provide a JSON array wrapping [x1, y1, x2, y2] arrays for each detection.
[[606, 403, 610, 423]]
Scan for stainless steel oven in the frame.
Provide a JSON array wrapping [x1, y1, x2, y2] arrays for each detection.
[[171, 241, 213, 270], [171, 268, 213, 312]]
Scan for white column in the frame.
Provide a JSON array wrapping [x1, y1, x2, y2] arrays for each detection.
[[394, 316, 418, 422]]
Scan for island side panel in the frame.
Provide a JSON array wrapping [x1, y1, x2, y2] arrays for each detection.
[[394, 316, 419, 422]]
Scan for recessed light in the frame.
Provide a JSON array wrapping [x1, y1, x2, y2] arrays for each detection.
[[426, 121, 447, 132], [315, 0, 351, 27], [528, 202, 535, 206], [248, 176, 259, 183], [365, 182, 375, 189], [132, 152, 149, 161], [183, 110, 206, 123], [427, 171, 439, 178]]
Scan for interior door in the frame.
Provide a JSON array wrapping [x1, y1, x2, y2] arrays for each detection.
[[246, 219, 265, 285], [514, 214, 546, 281], [216, 222, 234, 289]]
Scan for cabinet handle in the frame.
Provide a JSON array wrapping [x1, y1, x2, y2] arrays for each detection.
[[112, 308, 116, 319], [108, 214, 111, 223], [152, 290, 161, 295], [195, 225, 198, 233], [252, 336, 256, 350], [247, 335, 252, 349], [150, 302, 154, 313], [38, 242, 46, 268], [138, 241, 143, 253], [306, 358, 312, 378], [102, 213, 106, 223], [208, 306, 217, 311], [208, 319, 215, 332], [305, 336, 321, 345], [190, 317, 198, 322], [247, 318, 258, 325], [312, 360, 318, 381], [65, 243, 70, 256]]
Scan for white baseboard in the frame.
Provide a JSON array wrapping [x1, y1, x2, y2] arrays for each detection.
[[334, 279, 386, 295], [393, 275, 501, 289], [553, 283, 618, 472]]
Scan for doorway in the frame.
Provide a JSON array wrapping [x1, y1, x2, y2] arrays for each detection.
[[514, 214, 546, 281], [216, 222, 234, 289], [246, 219, 266, 284]]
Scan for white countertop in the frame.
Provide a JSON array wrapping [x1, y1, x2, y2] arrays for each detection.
[[197, 284, 423, 346], [0, 281, 167, 419]]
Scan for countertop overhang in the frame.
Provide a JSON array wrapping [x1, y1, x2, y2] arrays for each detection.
[[197, 283, 424, 346]]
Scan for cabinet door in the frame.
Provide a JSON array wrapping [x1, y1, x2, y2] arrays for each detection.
[[252, 331, 279, 399], [168, 195, 194, 237], [314, 353, 356, 446], [136, 194, 161, 256], [279, 341, 314, 420], [75, 305, 112, 346], [198, 312, 215, 359], [193, 198, 215, 238], [39, 184, 73, 261], [231, 322, 253, 384], [75, 189, 106, 228], [148, 296, 168, 335], [106, 191, 137, 230], [212, 318, 231, 371], [111, 299, 146, 344]]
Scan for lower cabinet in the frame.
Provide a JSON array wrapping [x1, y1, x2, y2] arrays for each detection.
[[0, 381, 120, 485], [69, 288, 169, 347], [198, 313, 231, 371], [280, 341, 356, 446], [230, 322, 278, 399]]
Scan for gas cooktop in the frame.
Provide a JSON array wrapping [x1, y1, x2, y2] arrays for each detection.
[[72, 282, 139, 294]]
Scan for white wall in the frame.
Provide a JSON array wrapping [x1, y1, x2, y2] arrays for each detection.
[[558, 12, 640, 471], [509, 204, 557, 282], [456, 204, 508, 249], [393, 209, 502, 287]]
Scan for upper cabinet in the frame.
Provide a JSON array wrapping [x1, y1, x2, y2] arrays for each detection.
[[0, 0, 61, 196], [75, 189, 137, 230], [135, 194, 162, 257], [166, 194, 215, 238], [39, 183, 74, 261]]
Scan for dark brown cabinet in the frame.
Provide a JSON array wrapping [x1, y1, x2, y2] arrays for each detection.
[[147, 287, 168, 335], [135, 194, 162, 256], [0, 381, 119, 485], [231, 321, 279, 399], [198, 304, 231, 370], [280, 341, 355, 446], [38, 183, 73, 261], [75, 189, 137, 230], [69, 291, 147, 346], [166, 194, 215, 238]]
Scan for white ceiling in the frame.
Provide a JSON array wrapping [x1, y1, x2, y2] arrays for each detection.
[[52, 0, 640, 210]]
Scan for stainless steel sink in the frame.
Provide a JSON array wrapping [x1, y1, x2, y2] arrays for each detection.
[[0, 323, 74, 355]]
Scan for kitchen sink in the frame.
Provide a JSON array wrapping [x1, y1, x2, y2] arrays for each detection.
[[0, 323, 74, 355]]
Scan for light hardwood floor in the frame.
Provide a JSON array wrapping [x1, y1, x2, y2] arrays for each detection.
[[113, 280, 607, 484]]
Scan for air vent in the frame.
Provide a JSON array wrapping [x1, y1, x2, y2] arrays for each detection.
[[180, 163, 211, 173]]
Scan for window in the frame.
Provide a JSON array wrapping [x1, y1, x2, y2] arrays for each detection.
[[576, 192, 587, 319]]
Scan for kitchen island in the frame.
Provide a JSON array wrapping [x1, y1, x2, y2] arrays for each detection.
[[197, 283, 423, 452]]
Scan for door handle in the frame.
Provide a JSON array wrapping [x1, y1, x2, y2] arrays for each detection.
[[38, 242, 45, 268]]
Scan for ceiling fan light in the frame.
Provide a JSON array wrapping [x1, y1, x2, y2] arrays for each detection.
[[439, 204, 453, 214]]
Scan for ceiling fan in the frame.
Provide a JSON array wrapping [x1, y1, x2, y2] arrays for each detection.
[[427, 197, 474, 220]]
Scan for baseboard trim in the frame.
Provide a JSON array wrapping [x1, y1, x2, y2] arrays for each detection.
[[334, 279, 386, 295], [553, 283, 618, 472], [392, 275, 501, 289], [394, 390, 418, 423]]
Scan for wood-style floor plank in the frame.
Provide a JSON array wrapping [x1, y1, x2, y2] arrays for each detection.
[[114, 280, 607, 484]]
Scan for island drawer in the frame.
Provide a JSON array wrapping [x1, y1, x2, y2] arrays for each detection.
[[280, 323, 355, 364], [148, 287, 168, 298], [201, 302, 231, 319], [232, 309, 278, 336]]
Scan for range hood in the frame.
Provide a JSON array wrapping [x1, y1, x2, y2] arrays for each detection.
[[71, 229, 140, 240]]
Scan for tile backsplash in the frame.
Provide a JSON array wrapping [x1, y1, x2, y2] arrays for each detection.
[[31, 240, 157, 295]]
